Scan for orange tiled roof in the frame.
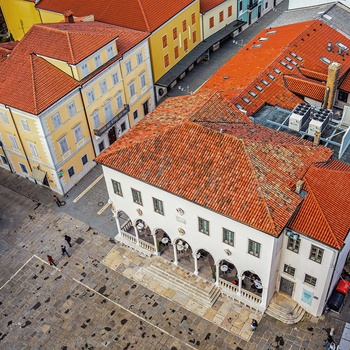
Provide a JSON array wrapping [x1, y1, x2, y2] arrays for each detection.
[[0, 22, 148, 114], [37, 0, 196, 33], [202, 20, 350, 115], [284, 74, 326, 101], [96, 93, 332, 236], [200, 0, 226, 13], [289, 160, 350, 249], [340, 71, 350, 92]]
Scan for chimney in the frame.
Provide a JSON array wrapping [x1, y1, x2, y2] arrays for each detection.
[[323, 61, 341, 109], [313, 131, 321, 147], [64, 10, 74, 23], [295, 180, 304, 194]]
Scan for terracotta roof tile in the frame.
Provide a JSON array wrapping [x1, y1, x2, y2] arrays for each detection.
[[37, 0, 195, 33], [290, 160, 350, 249], [200, 0, 226, 13], [97, 94, 332, 236], [299, 67, 328, 81], [340, 71, 350, 92]]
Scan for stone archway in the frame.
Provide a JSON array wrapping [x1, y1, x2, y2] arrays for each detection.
[[242, 270, 263, 296], [195, 249, 214, 282], [218, 260, 239, 285]]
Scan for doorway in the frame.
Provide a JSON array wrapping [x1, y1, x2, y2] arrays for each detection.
[[108, 126, 117, 146], [279, 277, 294, 296]]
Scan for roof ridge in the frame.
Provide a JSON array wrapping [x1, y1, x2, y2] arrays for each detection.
[[65, 31, 76, 64], [137, 0, 151, 32], [30, 54, 39, 115], [304, 177, 340, 247]]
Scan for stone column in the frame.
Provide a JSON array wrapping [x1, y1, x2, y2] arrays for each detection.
[[135, 225, 140, 245], [153, 234, 158, 253], [215, 263, 220, 285], [173, 243, 178, 265], [238, 275, 243, 296], [193, 253, 198, 275]]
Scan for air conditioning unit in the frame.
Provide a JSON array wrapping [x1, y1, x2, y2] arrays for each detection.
[[155, 86, 167, 102]]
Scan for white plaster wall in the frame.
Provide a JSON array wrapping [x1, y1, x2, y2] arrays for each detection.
[[103, 166, 282, 309], [289, 0, 350, 10]]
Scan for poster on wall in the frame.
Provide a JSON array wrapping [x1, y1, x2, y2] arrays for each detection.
[[301, 289, 314, 305]]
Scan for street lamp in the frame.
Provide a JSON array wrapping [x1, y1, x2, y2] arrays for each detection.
[[0, 140, 14, 173]]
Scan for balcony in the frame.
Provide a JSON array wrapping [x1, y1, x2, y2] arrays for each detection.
[[94, 104, 129, 137], [247, 1, 258, 11]]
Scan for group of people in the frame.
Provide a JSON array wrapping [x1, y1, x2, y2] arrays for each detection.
[[47, 234, 72, 266]]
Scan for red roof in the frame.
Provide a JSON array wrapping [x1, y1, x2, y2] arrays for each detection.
[[290, 160, 350, 249], [200, 0, 226, 13], [0, 22, 148, 114], [96, 92, 332, 236], [340, 71, 350, 92], [37, 0, 196, 32], [202, 20, 350, 115]]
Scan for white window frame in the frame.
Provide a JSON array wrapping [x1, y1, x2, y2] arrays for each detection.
[[87, 89, 95, 104], [112, 71, 119, 85], [223, 228, 234, 246], [73, 124, 83, 143], [248, 239, 261, 258], [136, 51, 143, 65], [51, 112, 62, 129], [107, 45, 114, 60], [19, 163, 28, 173], [100, 79, 108, 95], [304, 274, 317, 287], [198, 217, 209, 235], [28, 141, 39, 157], [153, 198, 164, 215], [112, 180, 123, 196], [20, 118, 30, 131], [8, 134, 19, 149], [67, 101, 77, 117], [104, 101, 113, 122], [309, 245, 324, 264], [0, 111, 9, 124], [287, 236, 300, 253], [140, 72, 146, 89], [81, 62, 89, 77], [92, 110, 101, 129], [125, 59, 132, 74], [58, 136, 69, 155], [129, 81, 136, 98], [116, 92, 123, 110], [94, 54, 102, 68], [68, 166, 75, 178], [131, 188, 142, 205]]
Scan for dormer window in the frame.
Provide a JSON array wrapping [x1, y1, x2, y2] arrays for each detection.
[[107, 45, 114, 60], [94, 54, 102, 68], [81, 63, 89, 78]]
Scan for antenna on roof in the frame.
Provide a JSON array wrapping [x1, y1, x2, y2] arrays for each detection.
[[327, 42, 332, 52], [338, 47, 343, 56]]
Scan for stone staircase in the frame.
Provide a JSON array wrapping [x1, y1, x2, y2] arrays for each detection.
[[142, 258, 221, 308], [265, 293, 306, 324]]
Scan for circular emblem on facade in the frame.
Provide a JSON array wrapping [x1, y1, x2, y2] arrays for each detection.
[[178, 228, 185, 235], [136, 208, 143, 216], [176, 208, 185, 216]]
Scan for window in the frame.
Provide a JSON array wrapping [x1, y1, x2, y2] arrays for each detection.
[[184, 38, 188, 51], [87, 89, 95, 104], [81, 63, 89, 77], [1, 155, 8, 164], [67, 101, 77, 117], [192, 31, 197, 44], [191, 12, 196, 25], [68, 166, 75, 178], [98, 140, 105, 152], [0, 111, 9, 124], [198, 217, 209, 235], [94, 54, 102, 68], [116, 93, 123, 110], [73, 124, 83, 143], [136, 51, 143, 65], [129, 81, 136, 98], [223, 228, 234, 246], [51, 112, 62, 129], [112, 180, 123, 196], [58, 136, 69, 155], [255, 85, 263, 91], [309, 245, 324, 264], [100, 79, 108, 95], [19, 163, 28, 173], [249, 91, 257, 97], [8, 135, 19, 149], [112, 71, 119, 85], [219, 11, 224, 22], [131, 188, 142, 205], [228, 6, 232, 17], [133, 110, 138, 120], [209, 17, 214, 29], [173, 27, 178, 40], [164, 54, 169, 68], [121, 122, 126, 132], [242, 97, 251, 104], [273, 68, 281, 74], [125, 60, 132, 74], [107, 45, 114, 60], [143, 100, 149, 116], [182, 19, 187, 32], [338, 90, 348, 102], [28, 142, 39, 157], [104, 101, 113, 122], [261, 79, 269, 86], [174, 46, 179, 59], [287, 236, 300, 253], [267, 74, 275, 80], [153, 198, 164, 215], [304, 274, 317, 287], [81, 154, 88, 165], [284, 264, 295, 277], [162, 35, 168, 48], [248, 239, 261, 258], [20, 119, 30, 131], [140, 72, 146, 89], [92, 110, 101, 129], [239, 1, 243, 11]]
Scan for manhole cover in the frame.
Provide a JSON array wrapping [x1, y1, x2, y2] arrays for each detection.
[[75, 237, 85, 245], [98, 202, 104, 207]]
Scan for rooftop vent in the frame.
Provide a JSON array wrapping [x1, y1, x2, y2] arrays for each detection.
[[328, 42, 332, 52]]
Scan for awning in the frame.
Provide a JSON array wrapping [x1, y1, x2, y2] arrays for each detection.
[[156, 19, 246, 88], [32, 167, 47, 182]]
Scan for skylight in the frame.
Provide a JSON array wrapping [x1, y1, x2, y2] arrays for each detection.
[[255, 85, 263, 91], [249, 91, 257, 97], [290, 52, 297, 57], [273, 68, 281, 74], [296, 56, 303, 61], [242, 97, 251, 104], [286, 65, 293, 70], [291, 60, 298, 66], [267, 74, 275, 80], [266, 30, 277, 35], [261, 79, 269, 86], [337, 42, 349, 51], [280, 61, 287, 66], [285, 56, 292, 62], [258, 37, 269, 41], [236, 104, 243, 110], [251, 44, 262, 48], [321, 56, 331, 64]]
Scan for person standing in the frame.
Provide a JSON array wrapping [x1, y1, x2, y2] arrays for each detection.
[[61, 245, 70, 257], [251, 319, 258, 331], [53, 195, 62, 207], [64, 235, 72, 247], [47, 255, 56, 266]]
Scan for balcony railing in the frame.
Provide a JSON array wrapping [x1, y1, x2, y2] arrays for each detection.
[[94, 104, 129, 136], [247, 1, 258, 10]]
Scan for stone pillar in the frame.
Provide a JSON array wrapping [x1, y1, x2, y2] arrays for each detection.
[[238, 275, 242, 296], [173, 243, 178, 265], [313, 131, 321, 147], [135, 225, 140, 244], [193, 253, 198, 275], [324, 61, 341, 109], [215, 263, 220, 285], [153, 234, 158, 253]]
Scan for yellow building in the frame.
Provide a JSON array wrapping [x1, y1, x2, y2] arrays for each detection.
[[0, 19, 154, 194]]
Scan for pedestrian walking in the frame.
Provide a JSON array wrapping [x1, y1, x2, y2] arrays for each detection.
[[61, 245, 70, 257], [53, 195, 62, 207], [47, 255, 56, 266], [251, 319, 258, 331], [64, 234, 72, 247]]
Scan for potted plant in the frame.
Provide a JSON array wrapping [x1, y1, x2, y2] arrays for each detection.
[[211, 265, 216, 282], [157, 241, 162, 256]]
